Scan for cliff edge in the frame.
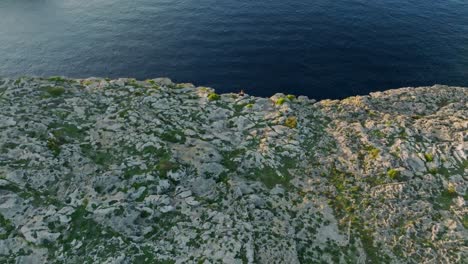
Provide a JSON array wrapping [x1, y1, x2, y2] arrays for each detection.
[[0, 77, 466, 263]]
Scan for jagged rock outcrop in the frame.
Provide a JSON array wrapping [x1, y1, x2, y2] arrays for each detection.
[[0, 77, 466, 263]]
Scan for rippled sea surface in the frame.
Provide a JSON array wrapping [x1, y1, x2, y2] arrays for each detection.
[[1, 0, 467, 99]]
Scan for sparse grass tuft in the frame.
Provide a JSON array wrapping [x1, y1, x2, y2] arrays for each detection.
[[370, 130, 385, 139], [221, 149, 246, 171], [157, 159, 178, 178], [434, 188, 457, 210], [207, 93, 220, 101], [387, 169, 399, 179], [285, 116, 298, 129], [424, 153, 434, 162], [44, 86, 66, 97], [276, 97, 286, 105], [364, 145, 380, 160], [253, 166, 291, 189], [0, 213, 15, 239], [47, 138, 62, 157], [447, 184, 456, 195], [48, 76, 69, 83], [161, 130, 186, 144]]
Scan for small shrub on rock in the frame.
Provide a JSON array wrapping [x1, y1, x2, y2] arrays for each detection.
[[447, 184, 456, 195], [276, 97, 286, 105], [48, 76, 68, 83], [387, 169, 399, 179], [44, 86, 65, 97], [208, 93, 220, 101], [47, 137, 62, 156], [424, 153, 434, 162], [285, 116, 298, 129], [364, 145, 380, 160]]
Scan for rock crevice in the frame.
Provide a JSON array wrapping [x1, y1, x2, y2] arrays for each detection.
[[0, 77, 466, 263]]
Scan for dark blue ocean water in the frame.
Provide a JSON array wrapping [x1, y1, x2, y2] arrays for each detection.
[[1, 0, 467, 99]]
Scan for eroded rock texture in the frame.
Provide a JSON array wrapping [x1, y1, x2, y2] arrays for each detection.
[[0, 77, 466, 263]]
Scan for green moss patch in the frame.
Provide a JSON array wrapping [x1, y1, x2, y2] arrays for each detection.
[[424, 153, 434, 162], [221, 149, 246, 172], [207, 93, 220, 101], [161, 130, 186, 144], [285, 116, 298, 129], [387, 169, 400, 180], [275, 97, 286, 105], [43, 86, 66, 97]]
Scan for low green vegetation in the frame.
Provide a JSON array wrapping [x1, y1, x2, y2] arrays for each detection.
[[80, 144, 115, 167], [171, 83, 186, 89], [447, 184, 456, 195], [0, 213, 14, 239], [143, 211, 186, 239], [232, 103, 248, 113], [221, 149, 246, 172], [326, 166, 388, 262], [434, 188, 458, 210], [370, 130, 385, 139], [44, 86, 66, 97], [387, 169, 400, 180], [53, 202, 125, 259], [462, 215, 468, 229], [46, 123, 84, 157], [285, 116, 298, 129], [2, 77, 465, 262], [250, 155, 297, 189], [47, 137, 63, 157], [252, 166, 291, 189], [161, 130, 186, 144], [275, 97, 286, 105], [369, 148, 380, 159], [207, 93, 220, 101], [424, 153, 434, 162], [363, 145, 380, 160], [123, 166, 148, 180], [156, 159, 178, 178], [118, 109, 130, 118], [1, 142, 18, 154], [0, 87, 7, 100], [357, 227, 383, 263], [48, 76, 69, 83], [50, 123, 83, 140]]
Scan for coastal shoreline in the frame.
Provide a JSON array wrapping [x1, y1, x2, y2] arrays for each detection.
[[0, 77, 466, 263]]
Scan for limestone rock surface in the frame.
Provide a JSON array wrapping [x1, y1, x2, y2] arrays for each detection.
[[0, 77, 466, 263]]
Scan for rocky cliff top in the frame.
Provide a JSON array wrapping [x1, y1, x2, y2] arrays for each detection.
[[0, 77, 466, 263]]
